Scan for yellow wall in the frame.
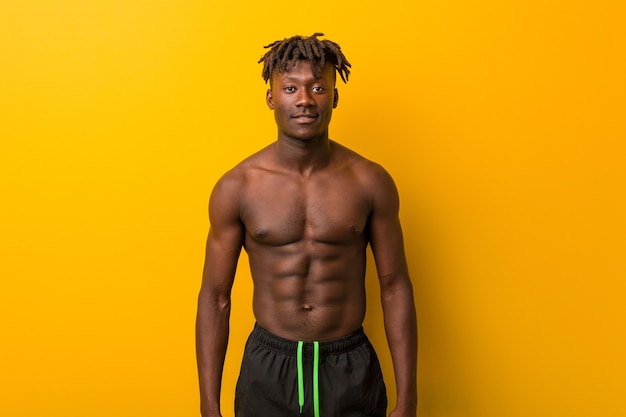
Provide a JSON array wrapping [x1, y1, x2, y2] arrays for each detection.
[[1, 1, 624, 416]]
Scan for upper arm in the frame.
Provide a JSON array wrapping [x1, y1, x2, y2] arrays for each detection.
[[365, 164, 410, 290], [200, 172, 246, 298]]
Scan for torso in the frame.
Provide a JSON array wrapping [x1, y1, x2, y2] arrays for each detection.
[[235, 141, 375, 341]]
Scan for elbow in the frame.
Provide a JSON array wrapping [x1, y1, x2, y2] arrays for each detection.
[[379, 273, 413, 302], [198, 287, 232, 313]]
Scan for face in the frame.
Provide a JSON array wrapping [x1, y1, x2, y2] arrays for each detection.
[[266, 60, 339, 143]]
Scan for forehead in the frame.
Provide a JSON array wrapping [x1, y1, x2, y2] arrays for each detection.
[[272, 60, 336, 84]]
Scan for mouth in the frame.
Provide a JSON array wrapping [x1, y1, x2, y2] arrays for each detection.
[[292, 114, 318, 122]]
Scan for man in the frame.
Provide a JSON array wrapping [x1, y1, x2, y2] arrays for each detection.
[[196, 33, 417, 417]]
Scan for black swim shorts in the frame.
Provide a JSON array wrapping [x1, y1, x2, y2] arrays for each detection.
[[235, 324, 387, 417]]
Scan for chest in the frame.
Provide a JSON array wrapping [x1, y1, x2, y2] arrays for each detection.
[[241, 173, 370, 245]]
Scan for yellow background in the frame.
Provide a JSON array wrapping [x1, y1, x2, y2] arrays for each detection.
[[1, 1, 624, 416]]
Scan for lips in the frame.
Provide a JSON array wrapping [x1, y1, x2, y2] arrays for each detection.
[[292, 114, 318, 119], [292, 114, 318, 124]]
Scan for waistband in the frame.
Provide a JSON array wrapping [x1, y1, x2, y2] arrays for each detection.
[[250, 323, 368, 357]]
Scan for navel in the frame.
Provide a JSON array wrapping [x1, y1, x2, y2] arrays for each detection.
[[302, 304, 313, 311]]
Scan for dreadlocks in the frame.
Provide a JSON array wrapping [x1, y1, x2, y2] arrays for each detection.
[[258, 33, 351, 84]]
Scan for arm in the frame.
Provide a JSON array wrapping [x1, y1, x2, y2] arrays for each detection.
[[196, 174, 245, 417], [367, 166, 418, 417]]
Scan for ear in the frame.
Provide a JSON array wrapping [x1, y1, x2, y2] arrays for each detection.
[[266, 88, 274, 110], [333, 88, 339, 109]]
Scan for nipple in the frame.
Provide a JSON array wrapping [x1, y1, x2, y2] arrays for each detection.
[[302, 304, 313, 311]]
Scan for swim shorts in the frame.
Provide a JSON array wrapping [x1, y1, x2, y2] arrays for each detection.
[[235, 324, 387, 417]]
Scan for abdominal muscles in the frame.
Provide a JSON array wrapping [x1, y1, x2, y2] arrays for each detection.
[[248, 239, 368, 342]]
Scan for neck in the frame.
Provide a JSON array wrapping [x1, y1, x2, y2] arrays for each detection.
[[274, 135, 333, 175]]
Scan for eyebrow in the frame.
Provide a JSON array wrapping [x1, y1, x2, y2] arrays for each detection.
[[282, 75, 327, 82]]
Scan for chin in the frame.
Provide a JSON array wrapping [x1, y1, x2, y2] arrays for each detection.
[[283, 129, 325, 142]]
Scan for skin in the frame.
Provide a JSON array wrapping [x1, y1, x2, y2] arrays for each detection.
[[196, 59, 417, 417]]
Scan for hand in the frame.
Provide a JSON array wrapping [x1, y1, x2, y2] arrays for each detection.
[[200, 411, 222, 417], [200, 405, 222, 417], [389, 404, 417, 417]]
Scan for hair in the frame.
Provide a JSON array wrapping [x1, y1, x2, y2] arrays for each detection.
[[258, 33, 351, 85]]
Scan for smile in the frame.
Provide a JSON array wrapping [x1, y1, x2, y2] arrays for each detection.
[[292, 114, 318, 123]]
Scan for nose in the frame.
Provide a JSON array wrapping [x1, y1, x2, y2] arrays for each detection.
[[295, 89, 314, 107]]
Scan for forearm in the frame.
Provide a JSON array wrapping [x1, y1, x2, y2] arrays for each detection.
[[381, 277, 418, 412], [196, 289, 231, 417]]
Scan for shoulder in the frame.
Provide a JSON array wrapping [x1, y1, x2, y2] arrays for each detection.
[[331, 141, 399, 198], [209, 144, 274, 215], [330, 142, 400, 217], [212, 145, 273, 194]]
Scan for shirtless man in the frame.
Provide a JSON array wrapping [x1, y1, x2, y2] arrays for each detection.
[[196, 33, 417, 417]]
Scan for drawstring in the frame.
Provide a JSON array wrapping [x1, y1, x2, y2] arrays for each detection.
[[297, 341, 304, 412], [297, 340, 320, 417], [313, 341, 320, 417]]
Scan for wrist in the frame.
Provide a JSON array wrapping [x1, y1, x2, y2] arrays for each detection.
[[394, 397, 418, 412]]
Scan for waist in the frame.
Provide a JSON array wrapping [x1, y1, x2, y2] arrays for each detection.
[[250, 323, 369, 357]]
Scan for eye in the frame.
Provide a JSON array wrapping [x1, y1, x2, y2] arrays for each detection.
[[284, 86, 296, 93], [312, 86, 325, 93]]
